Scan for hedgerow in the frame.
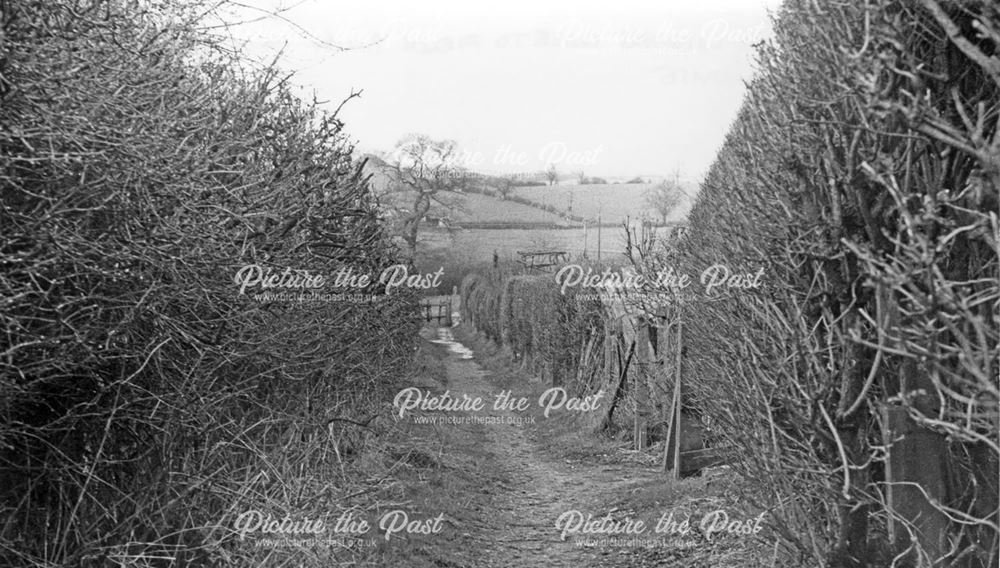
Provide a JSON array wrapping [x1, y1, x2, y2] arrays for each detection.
[[459, 264, 607, 389], [1, 1, 418, 565], [630, 1, 999, 565]]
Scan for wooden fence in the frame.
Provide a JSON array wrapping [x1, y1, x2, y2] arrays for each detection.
[[597, 294, 976, 562], [596, 305, 732, 479]]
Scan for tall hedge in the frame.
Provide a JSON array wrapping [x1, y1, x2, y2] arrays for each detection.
[[1, 1, 417, 566], [460, 265, 607, 388], [635, 1, 998, 566]]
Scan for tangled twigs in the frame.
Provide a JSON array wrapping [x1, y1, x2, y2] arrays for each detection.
[[1, 1, 418, 566], [627, 1, 999, 566]]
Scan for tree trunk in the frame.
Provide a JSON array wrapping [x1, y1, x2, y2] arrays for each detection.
[[404, 192, 432, 252]]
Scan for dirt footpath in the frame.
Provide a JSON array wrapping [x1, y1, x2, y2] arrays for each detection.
[[368, 328, 768, 568]]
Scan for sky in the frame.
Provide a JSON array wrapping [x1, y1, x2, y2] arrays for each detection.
[[222, 0, 781, 181]]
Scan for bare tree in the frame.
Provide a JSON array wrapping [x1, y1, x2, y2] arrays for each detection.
[[645, 170, 684, 224], [545, 163, 559, 186], [491, 174, 516, 200], [385, 133, 466, 252]]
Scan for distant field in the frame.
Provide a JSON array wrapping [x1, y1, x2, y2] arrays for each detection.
[[385, 190, 569, 226], [511, 183, 694, 225], [393, 181, 691, 277], [382, 183, 694, 228], [418, 225, 668, 261], [412, 222, 678, 298]]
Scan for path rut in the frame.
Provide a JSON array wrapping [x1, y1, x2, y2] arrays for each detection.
[[405, 328, 660, 567]]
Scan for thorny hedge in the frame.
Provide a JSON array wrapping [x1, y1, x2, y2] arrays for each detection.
[[627, 1, 998, 566], [460, 264, 608, 393], [1, 1, 419, 566]]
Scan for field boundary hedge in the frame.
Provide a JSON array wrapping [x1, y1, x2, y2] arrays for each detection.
[[1, 2, 419, 565], [625, 2, 999, 566]]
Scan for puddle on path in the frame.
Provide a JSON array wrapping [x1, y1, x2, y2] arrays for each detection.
[[429, 327, 474, 359]]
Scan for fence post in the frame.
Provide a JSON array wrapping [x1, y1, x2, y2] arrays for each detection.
[[661, 317, 682, 477], [885, 359, 951, 565], [633, 323, 651, 450], [659, 319, 672, 472], [671, 319, 682, 477], [880, 286, 951, 565]]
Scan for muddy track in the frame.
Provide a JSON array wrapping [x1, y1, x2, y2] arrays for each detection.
[[406, 331, 661, 568]]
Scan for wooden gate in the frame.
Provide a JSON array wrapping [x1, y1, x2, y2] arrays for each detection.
[[420, 297, 453, 326]]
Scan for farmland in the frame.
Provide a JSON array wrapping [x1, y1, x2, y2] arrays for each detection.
[[383, 189, 571, 226], [382, 180, 695, 229], [419, 226, 645, 260], [510, 182, 695, 224], [411, 224, 671, 296], [407, 184, 684, 291]]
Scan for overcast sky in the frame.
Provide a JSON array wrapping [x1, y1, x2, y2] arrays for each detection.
[[224, 0, 780, 180]]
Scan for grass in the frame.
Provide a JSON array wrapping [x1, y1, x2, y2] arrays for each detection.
[[418, 226, 641, 261], [384, 190, 570, 225], [451, 323, 641, 463], [385, 182, 695, 229], [448, 322, 773, 567], [511, 183, 694, 224]]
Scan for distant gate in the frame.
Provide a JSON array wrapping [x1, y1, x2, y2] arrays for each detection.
[[420, 297, 453, 326]]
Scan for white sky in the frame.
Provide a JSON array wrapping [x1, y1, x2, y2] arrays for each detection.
[[223, 0, 781, 180]]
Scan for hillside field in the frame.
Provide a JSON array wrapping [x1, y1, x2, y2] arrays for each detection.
[[510, 182, 695, 224], [383, 190, 571, 226], [418, 225, 669, 261], [380, 181, 695, 228]]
